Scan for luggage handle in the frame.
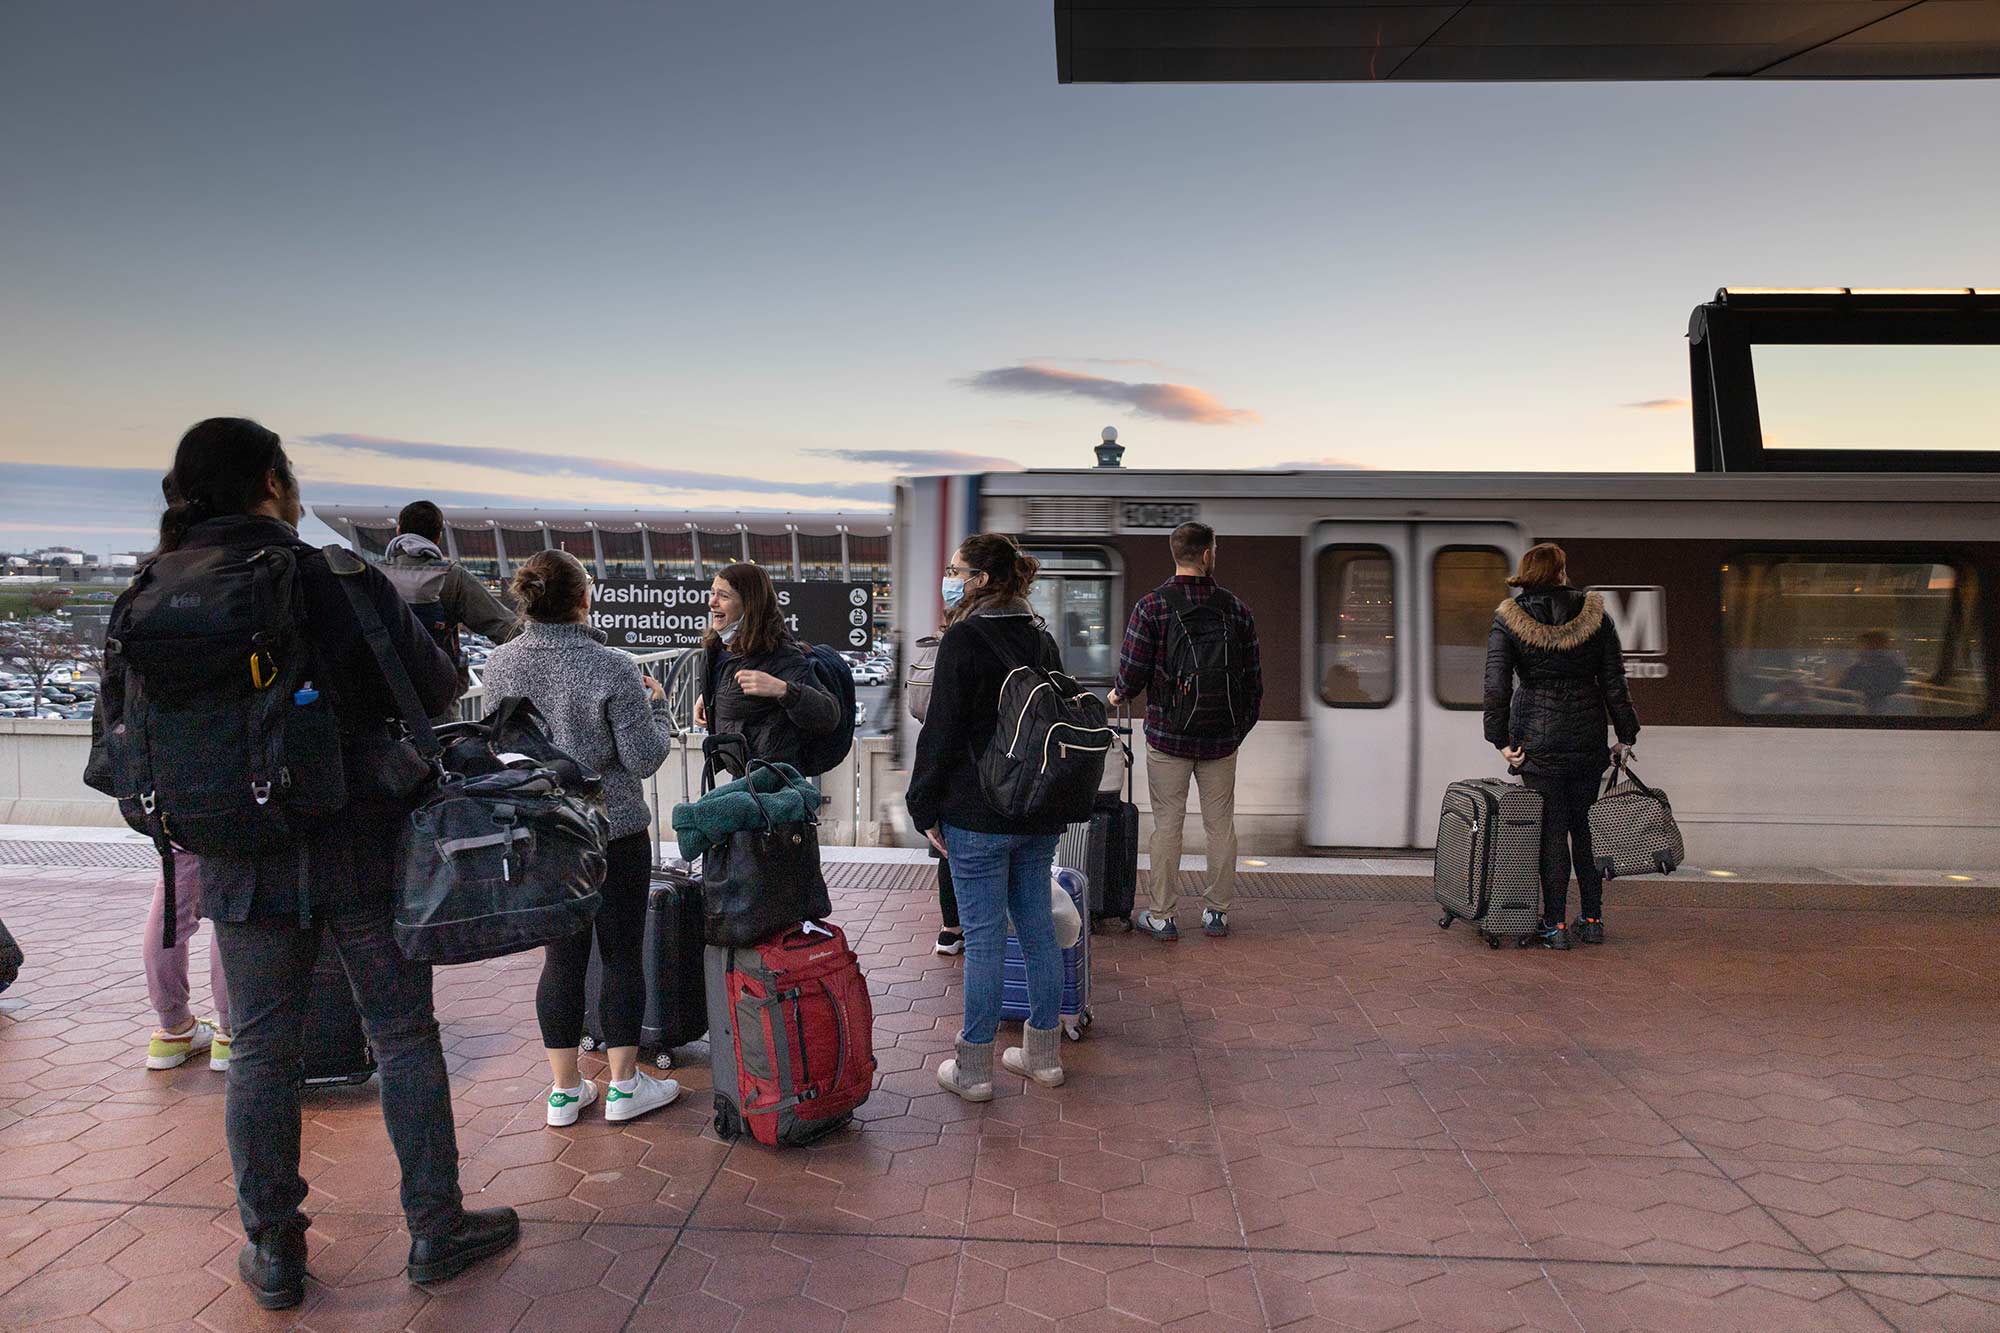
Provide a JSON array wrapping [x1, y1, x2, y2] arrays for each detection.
[[1601, 753, 1660, 800]]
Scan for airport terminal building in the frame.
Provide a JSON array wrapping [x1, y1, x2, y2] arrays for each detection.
[[312, 506, 895, 645]]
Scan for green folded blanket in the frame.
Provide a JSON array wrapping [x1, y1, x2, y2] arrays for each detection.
[[673, 762, 824, 862]]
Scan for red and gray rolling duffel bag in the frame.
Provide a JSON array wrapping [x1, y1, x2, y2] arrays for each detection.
[[705, 922, 876, 1147]]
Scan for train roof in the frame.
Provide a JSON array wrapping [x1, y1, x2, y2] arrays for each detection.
[[957, 469, 2000, 505]]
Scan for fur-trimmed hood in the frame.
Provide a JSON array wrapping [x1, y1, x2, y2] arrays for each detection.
[[1495, 588, 1604, 651]]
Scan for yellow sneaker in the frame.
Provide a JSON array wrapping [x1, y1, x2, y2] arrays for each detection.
[[209, 1030, 233, 1073], [147, 1020, 215, 1071]]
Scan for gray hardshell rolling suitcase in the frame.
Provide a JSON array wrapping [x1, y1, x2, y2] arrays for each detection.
[[1589, 759, 1684, 879], [1434, 778, 1544, 947]]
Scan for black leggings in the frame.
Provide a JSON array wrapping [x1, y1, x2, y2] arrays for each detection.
[[536, 831, 650, 1049], [1523, 769, 1604, 926]]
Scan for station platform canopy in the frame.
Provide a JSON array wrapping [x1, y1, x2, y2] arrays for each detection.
[[1054, 1, 2000, 82]]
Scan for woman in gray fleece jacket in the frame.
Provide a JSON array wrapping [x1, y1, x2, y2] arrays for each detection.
[[478, 550, 680, 1127]]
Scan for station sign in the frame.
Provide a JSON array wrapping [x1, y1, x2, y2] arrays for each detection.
[[591, 578, 876, 651], [1120, 501, 1201, 530], [1590, 585, 1668, 679]]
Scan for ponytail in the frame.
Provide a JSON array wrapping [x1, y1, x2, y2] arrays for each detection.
[[154, 418, 292, 555], [944, 532, 1042, 626]]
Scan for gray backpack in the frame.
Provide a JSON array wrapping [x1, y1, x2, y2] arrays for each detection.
[[905, 635, 940, 723]]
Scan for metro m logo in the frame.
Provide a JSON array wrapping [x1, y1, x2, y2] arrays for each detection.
[[1590, 586, 1666, 657]]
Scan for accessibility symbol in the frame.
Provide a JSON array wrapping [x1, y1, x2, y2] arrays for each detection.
[[849, 587, 868, 606]]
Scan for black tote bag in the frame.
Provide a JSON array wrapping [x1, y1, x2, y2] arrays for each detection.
[[699, 739, 831, 947]]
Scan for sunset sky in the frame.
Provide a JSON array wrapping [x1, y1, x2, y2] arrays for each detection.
[[3, 1, 1996, 552]]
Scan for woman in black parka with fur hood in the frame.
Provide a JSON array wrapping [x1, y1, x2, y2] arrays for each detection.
[[1483, 543, 1640, 949]]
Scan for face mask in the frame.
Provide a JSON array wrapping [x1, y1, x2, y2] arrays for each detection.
[[941, 575, 967, 608], [717, 620, 739, 644]]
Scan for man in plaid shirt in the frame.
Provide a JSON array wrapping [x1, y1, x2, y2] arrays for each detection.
[[1109, 523, 1262, 939]]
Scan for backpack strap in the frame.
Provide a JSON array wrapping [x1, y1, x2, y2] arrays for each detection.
[[324, 546, 441, 759], [962, 614, 1035, 674]]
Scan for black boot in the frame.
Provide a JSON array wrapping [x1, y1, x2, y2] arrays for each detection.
[[237, 1225, 308, 1311], [406, 1206, 520, 1285]]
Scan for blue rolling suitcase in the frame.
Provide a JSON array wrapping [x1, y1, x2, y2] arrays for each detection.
[[1001, 867, 1092, 1041]]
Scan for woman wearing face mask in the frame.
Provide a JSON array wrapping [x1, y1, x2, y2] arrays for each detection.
[[693, 562, 841, 775], [905, 533, 1070, 1101]]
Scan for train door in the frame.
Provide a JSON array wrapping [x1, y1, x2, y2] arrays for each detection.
[[1307, 520, 1526, 848]]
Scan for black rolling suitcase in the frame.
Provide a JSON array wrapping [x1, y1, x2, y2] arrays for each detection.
[[302, 939, 375, 1087], [1060, 718, 1138, 932], [1433, 778, 1544, 947], [583, 862, 706, 1070], [0, 915, 21, 994]]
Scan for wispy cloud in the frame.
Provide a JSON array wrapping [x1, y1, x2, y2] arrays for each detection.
[[803, 448, 1022, 473], [1621, 398, 1690, 411], [300, 433, 889, 506], [963, 364, 1259, 426]]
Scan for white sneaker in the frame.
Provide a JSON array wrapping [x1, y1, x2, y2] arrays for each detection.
[[146, 1020, 216, 1070], [605, 1073, 681, 1123], [546, 1079, 599, 1127]]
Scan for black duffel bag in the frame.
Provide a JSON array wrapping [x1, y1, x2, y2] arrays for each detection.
[[398, 766, 608, 964], [689, 736, 830, 947], [329, 569, 608, 965]]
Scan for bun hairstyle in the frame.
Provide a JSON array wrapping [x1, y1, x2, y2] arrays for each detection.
[[1507, 542, 1569, 589], [946, 531, 1042, 626], [511, 549, 592, 623], [155, 418, 293, 555]]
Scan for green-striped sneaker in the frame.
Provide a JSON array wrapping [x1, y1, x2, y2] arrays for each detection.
[[546, 1079, 598, 1128], [147, 1020, 216, 1071], [605, 1073, 681, 1123], [209, 1030, 233, 1073]]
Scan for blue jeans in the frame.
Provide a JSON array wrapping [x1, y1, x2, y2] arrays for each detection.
[[942, 825, 1062, 1045], [214, 905, 464, 1244]]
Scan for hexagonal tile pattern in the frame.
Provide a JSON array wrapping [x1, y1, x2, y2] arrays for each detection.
[[6, 858, 2000, 1329]]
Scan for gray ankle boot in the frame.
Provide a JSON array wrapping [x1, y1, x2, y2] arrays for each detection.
[[937, 1036, 994, 1102], [1002, 1023, 1066, 1088]]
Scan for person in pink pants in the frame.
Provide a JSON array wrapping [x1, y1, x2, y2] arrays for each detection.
[[144, 851, 232, 1071]]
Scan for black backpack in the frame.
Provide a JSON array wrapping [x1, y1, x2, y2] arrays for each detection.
[[967, 618, 1113, 823], [1159, 586, 1248, 739], [796, 643, 857, 777], [86, 541, 349, 944]]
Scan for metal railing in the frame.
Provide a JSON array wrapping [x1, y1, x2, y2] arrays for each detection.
[[456, 646, 894, 848]]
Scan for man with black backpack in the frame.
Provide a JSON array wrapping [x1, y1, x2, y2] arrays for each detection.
[[87, 420, 520, 1310], [378, 500, 520, 720], [1108, 522, 1262, 941]]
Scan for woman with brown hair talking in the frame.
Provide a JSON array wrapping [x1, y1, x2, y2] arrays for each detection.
[[1482, 542, 1640, 949], [480, 549, 680, 1125], [693, 561, 841, 774]]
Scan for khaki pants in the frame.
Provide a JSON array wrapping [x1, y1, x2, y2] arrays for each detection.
[[1146, 750, 1239, 916]]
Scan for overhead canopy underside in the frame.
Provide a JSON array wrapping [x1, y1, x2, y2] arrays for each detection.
[[1054, 1, 2000, 81]]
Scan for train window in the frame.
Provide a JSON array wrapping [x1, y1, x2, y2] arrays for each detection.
[[1722, 555, 1987, 721], [1433, 547, 1509, 708], [1316, 545, 1395, 707], [1025, 548, 1117, 683]]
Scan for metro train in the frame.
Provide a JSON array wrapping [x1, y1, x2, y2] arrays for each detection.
[[891, 290, 2000, 869]]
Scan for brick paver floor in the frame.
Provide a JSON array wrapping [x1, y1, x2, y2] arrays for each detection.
[[1, 860, 1996, 1331]]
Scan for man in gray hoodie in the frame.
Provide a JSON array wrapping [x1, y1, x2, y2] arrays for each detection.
[[378, 501, 521, 716]]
